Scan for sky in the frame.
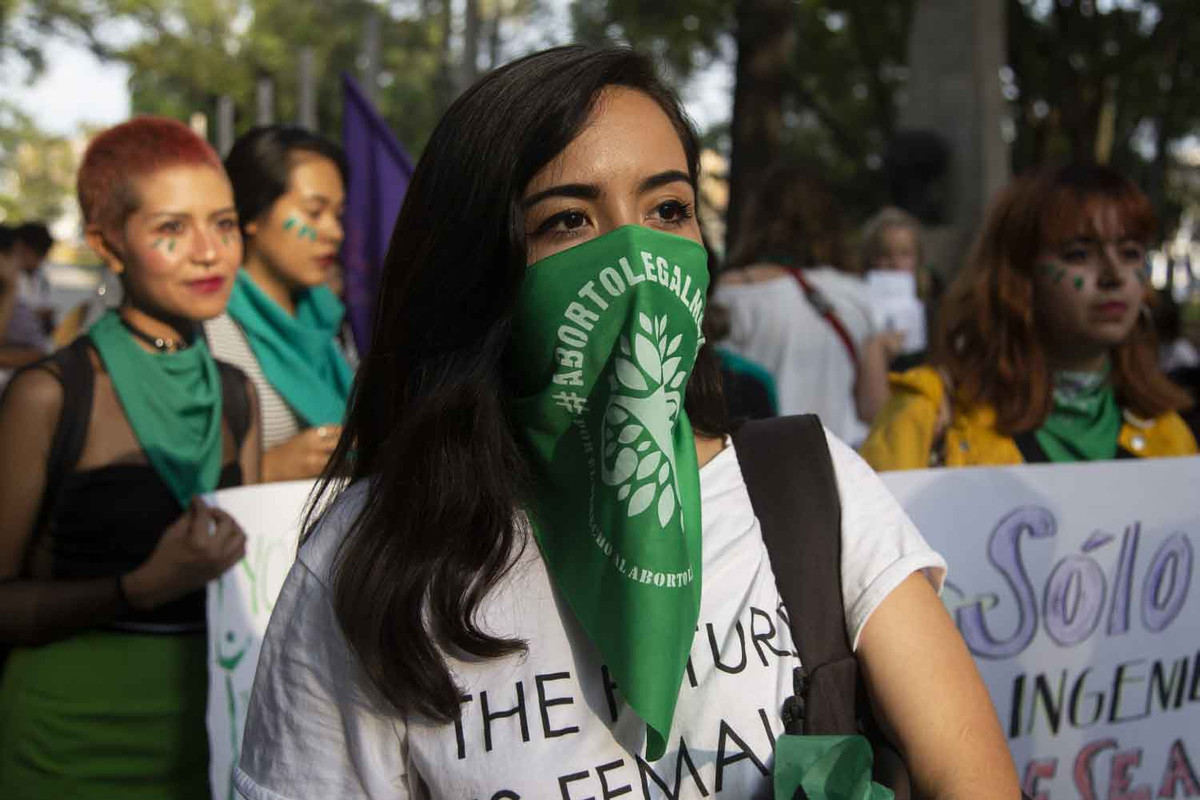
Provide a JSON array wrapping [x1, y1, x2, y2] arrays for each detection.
[[5, 27, 732, 139], [6, 36, 132, 136]]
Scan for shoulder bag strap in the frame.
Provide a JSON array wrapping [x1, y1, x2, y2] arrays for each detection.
[[32, 337, 95, 537], [789, 269, 859, 367], [731, 414, 857, 733]]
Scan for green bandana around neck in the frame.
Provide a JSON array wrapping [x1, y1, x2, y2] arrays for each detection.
[[225, 270, 352, 427], [509, 225, 710, 761], [88, 310, 224, 508], [1034, 363, 1122, 463]]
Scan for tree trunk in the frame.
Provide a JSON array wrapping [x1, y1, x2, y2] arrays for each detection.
[[461, 0, 481, 90], [725, 0, 796, 257]]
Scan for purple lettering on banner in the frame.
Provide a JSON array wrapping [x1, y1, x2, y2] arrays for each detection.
[[1107, 525, 1141, 637], [1140, 533, 1193, 633], [1044, 555, 1107, 647], [958, 506, 1056, 659]]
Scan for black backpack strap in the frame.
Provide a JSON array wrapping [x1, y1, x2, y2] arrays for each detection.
[[732, 415, 912, 800], [30, 337, 96, 537], [216, 360, 251, 449], [731, 415, 857, 733]]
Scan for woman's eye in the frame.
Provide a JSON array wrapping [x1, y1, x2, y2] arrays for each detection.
[[218, 218, 239, 232], [159, 220, 185, 235], [535, 210, 589, 236], [655, 200, 693, 224], [1061, 249, 1089, 264], [1121, 246, 1144, 262]]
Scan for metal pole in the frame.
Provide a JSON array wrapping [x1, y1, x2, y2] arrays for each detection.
[[217, 95, 236, 155], [361, 12, 380, 104], [256, 76, 275, 126], [298, 47, 317, 130]]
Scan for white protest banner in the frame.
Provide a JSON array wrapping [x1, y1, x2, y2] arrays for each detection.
[[881, 457, 1200, 800], [204, 480, 316, 800]]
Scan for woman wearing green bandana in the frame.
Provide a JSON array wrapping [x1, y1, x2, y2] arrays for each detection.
[[863, 164, 1197, 471], [236, 47, 1018, 800], [0, 118, 259, 797], [204, 126, 355, 483]]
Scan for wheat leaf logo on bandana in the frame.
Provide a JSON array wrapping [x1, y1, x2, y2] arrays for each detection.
[[603, 313, 687, 527], [509, 226, 709, 761]]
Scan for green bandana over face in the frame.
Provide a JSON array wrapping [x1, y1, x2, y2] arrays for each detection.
[[509, 225, 710, 761]]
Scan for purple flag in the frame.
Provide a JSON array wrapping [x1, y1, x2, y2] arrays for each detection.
[[341, 73, 415, 352]]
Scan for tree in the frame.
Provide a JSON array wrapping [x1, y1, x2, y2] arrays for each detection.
[[17, 0, 549, 157], [0, 101, 79, 224]]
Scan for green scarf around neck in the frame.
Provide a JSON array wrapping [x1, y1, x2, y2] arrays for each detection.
[[508, 225, 710, 761], [1034, 363, 1122, 463], [225, 270, 352, 427], [88, 310, 223, 508]]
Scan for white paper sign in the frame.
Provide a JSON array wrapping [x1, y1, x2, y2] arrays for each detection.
[[881, 458, 1200, 800], [866, 270, 927, 354], [204, 480, 316, 800]]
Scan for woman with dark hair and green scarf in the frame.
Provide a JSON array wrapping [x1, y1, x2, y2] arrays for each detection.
[[0, 117, 259, 797], [204, 125, 354, 483]]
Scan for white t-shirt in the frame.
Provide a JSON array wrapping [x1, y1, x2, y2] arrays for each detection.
[[714, 268, 877, 445], [235, 432, 944, 800]]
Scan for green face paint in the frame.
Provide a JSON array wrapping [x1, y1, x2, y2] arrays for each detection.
[[151, 238, 165, 250], [167, 239, 176, 253], [1073, 275, 1085, 291], [282, 217, 298, 232], [509, 225, 709, 761]]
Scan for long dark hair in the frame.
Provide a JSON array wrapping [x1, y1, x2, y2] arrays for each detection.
[[223, 124, 347, 233], [308, 46, 728, 723]]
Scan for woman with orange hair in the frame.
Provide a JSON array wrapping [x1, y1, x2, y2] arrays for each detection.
[[0, 117, 258, 797], [862, 163, 1196, 470]]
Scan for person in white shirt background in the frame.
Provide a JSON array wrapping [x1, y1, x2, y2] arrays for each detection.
[[714, 165, 905, 446]]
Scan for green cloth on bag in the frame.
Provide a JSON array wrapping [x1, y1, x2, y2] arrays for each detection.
[[773, 735, 894, 800], [1034, 364, 1121, 463], [88, 310, 223, 508], [509, 225, 710, 761], [225, 270, 352, 427]]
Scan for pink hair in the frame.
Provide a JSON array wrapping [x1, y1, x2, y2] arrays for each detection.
[[77, 116, 224, 235]]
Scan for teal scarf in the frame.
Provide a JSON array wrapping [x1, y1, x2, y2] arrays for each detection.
[[88, 311, 223, 508], [225, 270, 352, 427], [1034, 364, 1122, 463]]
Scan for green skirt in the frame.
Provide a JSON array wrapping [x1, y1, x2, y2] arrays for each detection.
[[0, 630, 211, 800]]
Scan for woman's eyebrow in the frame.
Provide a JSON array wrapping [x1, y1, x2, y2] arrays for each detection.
[[521, 183, 600, 209], [638, 170, 691, 193]]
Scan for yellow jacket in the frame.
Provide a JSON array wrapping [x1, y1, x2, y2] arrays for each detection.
[[861, 366, 1198, 471]]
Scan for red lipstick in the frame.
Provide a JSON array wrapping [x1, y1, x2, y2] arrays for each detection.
[[188, 277, 226, 295]]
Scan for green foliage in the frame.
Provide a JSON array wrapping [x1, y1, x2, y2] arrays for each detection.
[[9, 0, 549, 157], [0, 101, 79, 224]]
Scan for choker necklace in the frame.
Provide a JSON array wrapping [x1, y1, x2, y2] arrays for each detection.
[[119, 317, 192, 353]]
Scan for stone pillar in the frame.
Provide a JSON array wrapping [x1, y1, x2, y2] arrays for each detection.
[[899, 0, 1010, 276]]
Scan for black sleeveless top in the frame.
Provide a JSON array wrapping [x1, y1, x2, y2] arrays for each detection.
[[28, 337, 252, 634]]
